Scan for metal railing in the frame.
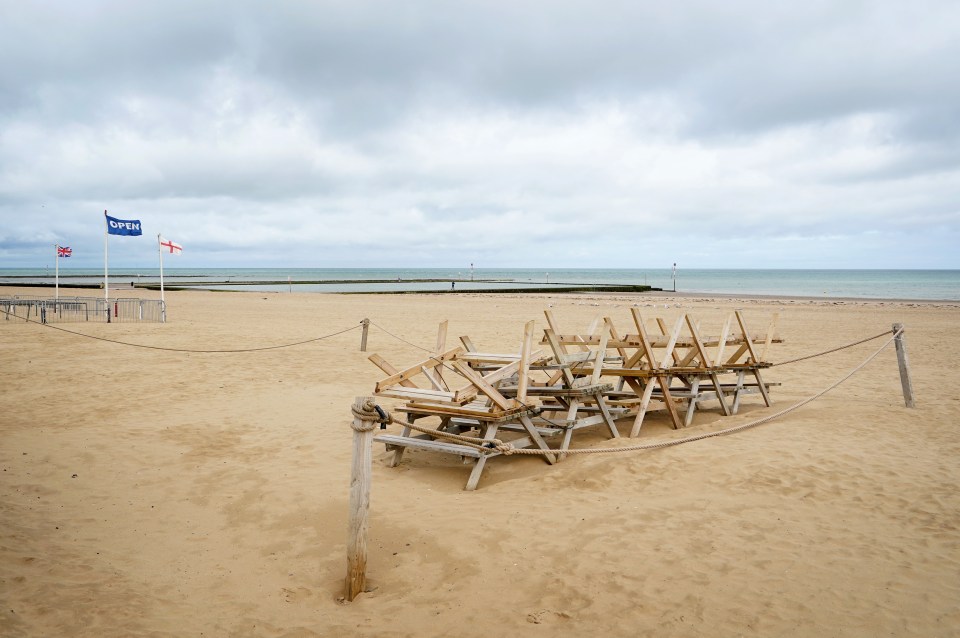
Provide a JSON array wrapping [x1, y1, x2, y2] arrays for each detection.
[[1, 296, 166, 323]]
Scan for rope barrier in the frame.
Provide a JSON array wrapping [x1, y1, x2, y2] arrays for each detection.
[[770, 329, 894, 366], [494, 329, 901, 456], [1, 307, 362, 353], [369, 321, 433, 353]]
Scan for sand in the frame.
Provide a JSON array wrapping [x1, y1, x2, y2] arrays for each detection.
[[2, 287, 959, 637]]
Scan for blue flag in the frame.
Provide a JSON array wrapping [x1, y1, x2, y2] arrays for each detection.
[[105, 213, 142, 236]]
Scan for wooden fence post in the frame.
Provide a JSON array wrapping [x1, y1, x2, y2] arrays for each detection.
[[345, 397, 377, 601], [360, 318, 370, 352], [892, 323, 915, 408]]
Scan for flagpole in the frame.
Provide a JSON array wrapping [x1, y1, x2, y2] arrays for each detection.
[[55, 243, 59, 301], [158, 234, 165, 308], [104, 210, 109, 305]]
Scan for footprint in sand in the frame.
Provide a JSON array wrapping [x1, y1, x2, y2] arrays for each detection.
[[281, 586, 312, 603]]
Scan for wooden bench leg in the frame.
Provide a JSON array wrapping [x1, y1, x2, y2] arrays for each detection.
[[519, 414, 556, 465], [557, 399, 580, 461], [464, 456, 489, 491], [464, 422, 500, 490], [684, 377, 701, 427], [659, 376, 684, 430], [753, 367, 773, 407], [595, 395, 619, 439], [710, 372, 732, 416], [627, 378, 653, 437], [731, 370, 746, 414], [388, 423, 412, 468]]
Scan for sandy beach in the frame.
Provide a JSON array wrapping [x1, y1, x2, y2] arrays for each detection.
[[2, 287, 959, 637]]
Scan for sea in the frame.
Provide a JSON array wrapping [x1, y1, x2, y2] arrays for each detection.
[[1, 268, 959, 300]]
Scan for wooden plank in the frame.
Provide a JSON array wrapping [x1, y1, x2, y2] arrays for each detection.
[[685, 317, 728, 417], [452, 357, 527, 404], [459, 335, 477, 352], [517, 320, 535, 404], [434, 320, 448, 386], [676, 346, 704, 368], [660, 315, 686, 368], [376, 387, 458, 402], [373, 346, 464, 392], [367, 353, 419, 389], [374, 434, 487, 458], [420, 366, 445, 391], [594, 394, 619, 439], [735, 311, 772, 407], [434, 320, 448, 355], [735, 311, 760, 364], [586, 314, 603, 338], [518, 414, 557, 464], [629, 308, 659, 370], [683, 376, 702, 426], [589, 319, 611, 386], [657, 374, 684, 430], [606, 316, 629, 359], [542, 333, 781, 349], [725, 343, 750, 366], [400, 402, 538, 421], [451, 361, 518, 411], [544, 328, 576, 387], [458, 352, 522, 363], [628, 377, 657, 437], [544, 309, 562, 334], [715, 313, 733, 366], [760, 313, 780, 362], [465, 423, 502, 490], [500, 383, 613, 397], [709, 372, 731, 416]]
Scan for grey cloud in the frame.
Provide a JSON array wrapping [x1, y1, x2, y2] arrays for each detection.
[[1, 1, 958, 269]]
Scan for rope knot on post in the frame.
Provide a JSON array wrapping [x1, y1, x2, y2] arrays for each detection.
[[351, 399, 392, 431]]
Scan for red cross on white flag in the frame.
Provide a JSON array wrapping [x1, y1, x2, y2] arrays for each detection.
[[159, 236, 183, 254]]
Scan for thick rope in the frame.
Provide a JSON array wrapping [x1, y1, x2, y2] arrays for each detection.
[[1, 307, 362, 353], [351, 400, 393, 425], [393, 419, 499, 452], [495, 330, 901, 456], [369, 320, 433, 353], [770, 329, 894, 366]]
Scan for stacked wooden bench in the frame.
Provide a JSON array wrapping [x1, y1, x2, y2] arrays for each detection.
[[368, 310, 782, 489]]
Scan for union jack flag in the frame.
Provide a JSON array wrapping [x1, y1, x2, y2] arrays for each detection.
[[57, 245, 72, 257]]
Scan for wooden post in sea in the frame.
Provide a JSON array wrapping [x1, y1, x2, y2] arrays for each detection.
[[345, 397, 377, 601], [360, 318, 370, 352], [892, 323, 915, 408]]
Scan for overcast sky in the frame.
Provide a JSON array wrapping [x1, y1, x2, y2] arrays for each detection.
[[1, 1, 958, 269]]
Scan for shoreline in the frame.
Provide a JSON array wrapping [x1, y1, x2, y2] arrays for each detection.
[[2, 283, 959, 305]]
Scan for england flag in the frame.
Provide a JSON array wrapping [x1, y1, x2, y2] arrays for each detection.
[[159, 237, 183, 254]]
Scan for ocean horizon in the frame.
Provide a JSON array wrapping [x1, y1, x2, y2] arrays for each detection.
[[1, 267, 959, 300]]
